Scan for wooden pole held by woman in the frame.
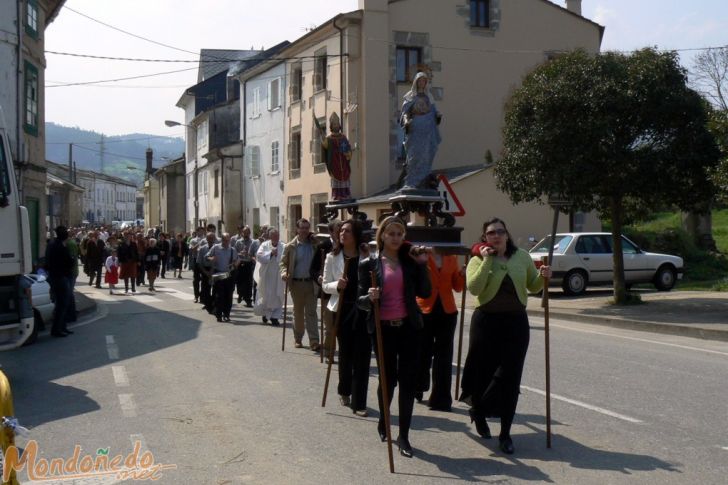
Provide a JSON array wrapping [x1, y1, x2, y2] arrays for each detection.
[[281, 273, 289, 352], [319, 249, 326, 363], [322, 258, 350, 406], [371, 270, 395, 473], [542, 205, 559, 448], [541, 255, 552, 448], [454, 254, 470, 397]]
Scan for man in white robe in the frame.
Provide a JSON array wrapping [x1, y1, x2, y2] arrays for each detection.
[[254, 228, 286, 325]]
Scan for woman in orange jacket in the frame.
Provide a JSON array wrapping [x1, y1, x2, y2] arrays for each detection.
[[415, 248, 465, 411]]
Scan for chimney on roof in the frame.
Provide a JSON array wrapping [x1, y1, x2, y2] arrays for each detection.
[[146, 148, 153, 177], [566, 0, 582, 15]]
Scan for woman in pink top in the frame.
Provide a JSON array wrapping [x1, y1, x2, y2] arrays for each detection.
[[357, 216, 431, 458]]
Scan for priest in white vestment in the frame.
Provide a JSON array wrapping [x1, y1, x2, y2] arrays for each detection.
[[254, 228, 286, 325]]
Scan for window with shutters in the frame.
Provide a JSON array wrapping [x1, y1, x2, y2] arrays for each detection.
[[290, 63, 302, 102], [313, 49, 327, 92], [271, 141, 280, 173], [269, 206, 280, 231], [251, 146, 260, 177], [470, 0, 489, 28], [395, 47, 422, 83], [268, 77, 281, 110], [288, 130, 301, 179], [311, 119, 326, 171], [252, 87, 261, 118], [26, 0, 38, 38], [24, 61, 39, 135]]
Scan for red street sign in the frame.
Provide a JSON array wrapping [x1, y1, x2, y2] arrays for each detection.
[[436, 174, 465, 217]]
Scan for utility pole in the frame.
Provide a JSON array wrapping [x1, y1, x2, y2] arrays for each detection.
[[99, 134, 106, 175]]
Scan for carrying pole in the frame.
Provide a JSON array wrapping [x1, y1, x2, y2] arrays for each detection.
[[454, 254, 470, 397], [371, 271, 395, 473], [322, 258, 350, 406], [542, 206, 560, 448]]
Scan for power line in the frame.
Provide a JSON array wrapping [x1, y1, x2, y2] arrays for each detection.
[[62, 5, 228, 61], [46, 49, 350, 63], [47, 134, 184, 145], [45, 66, 198, 87], [72, 143, 173, 162]]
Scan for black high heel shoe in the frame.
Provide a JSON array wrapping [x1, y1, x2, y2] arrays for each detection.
[[397, 436, 413, 458], [377, 421, 386, 442], [468, 408, 492, 439], [499, 436, 515, 455]]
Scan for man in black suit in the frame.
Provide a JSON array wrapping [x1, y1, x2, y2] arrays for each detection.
[[45, 226, 75, 337]]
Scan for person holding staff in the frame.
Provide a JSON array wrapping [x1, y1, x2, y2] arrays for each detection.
[[357, 216, 431, 458], [415, 248, 465, 412], [322, 219, 371, 415], [460, 218, 551, 455]]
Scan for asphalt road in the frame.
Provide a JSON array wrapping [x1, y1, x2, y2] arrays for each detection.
[[2, 276, 727, 484]]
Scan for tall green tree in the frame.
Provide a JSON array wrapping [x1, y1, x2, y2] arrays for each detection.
[[495, 48, 721, 304]]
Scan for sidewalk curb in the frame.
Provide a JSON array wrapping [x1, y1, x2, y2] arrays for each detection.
[[527, 308, 728, 343]]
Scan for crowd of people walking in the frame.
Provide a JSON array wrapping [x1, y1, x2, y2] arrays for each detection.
[[41, 216, 551, 459]]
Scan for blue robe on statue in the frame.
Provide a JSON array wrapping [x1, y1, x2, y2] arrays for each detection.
[[400, 72, 441, 189]]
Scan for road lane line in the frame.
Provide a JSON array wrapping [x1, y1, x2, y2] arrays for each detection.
[[112, 365, 129, 387], [159, 288, 191, 300], [722, 446, 728, 451], [107, 334, 119, 360], [520, 385, 643, 423], [549, 322, 728, 357], [118, 393, 137, 417]]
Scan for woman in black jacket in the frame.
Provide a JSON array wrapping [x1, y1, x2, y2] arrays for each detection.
[[357, 216, 431, 458]]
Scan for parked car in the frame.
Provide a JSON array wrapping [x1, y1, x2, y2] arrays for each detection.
[[23, 274, 54, 345], [529, 232, 684, 295]]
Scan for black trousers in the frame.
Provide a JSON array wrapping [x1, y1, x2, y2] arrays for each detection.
[[372, 320, 421, 440], [214, 277, 234, 318], [89, 265, 102, 287], [48, 276, 70, 334], [417, 298, 457, 409], [335, 306, 371, 411], [136, 262, 146, 285], [200, 275, 212, 311], [160, 257, 168, 277], [236, 261, 254, 303], [461, 308, 530, 439], [192, 263, 202, 300]]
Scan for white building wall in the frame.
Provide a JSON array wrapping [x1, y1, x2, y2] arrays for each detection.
[[243, 62, 286, 232], [0, 5, 18, 155]]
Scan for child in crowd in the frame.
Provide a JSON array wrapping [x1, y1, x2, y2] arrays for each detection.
[[104, 250, 119, 294]]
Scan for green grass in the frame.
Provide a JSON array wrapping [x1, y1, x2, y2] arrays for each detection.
[[621, 209, 728, 291]]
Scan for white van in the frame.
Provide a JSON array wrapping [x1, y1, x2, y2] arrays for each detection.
[[0, 105, 34, 349]]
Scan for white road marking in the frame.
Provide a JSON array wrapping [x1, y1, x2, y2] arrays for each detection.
[[127, 294, 163, 303], [550, 322, 728, 357], [118, 393, 137, 417], [722, 446, 728, 451], [157, 288, 191, 300], [106, 335, 119, 360], [520, 385, 643, 423], [112, 365, 129, 387]]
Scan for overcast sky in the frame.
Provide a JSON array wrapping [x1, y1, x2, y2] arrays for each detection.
[[44, 0, 728, 138]]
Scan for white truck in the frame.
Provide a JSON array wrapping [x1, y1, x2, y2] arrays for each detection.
[[0, 105, 34, 349]]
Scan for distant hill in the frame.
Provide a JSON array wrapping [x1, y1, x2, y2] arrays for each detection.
[[45, 123, 185, 187]]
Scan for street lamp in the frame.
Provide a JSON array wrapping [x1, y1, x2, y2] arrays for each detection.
[[165, 120, 198, 230]]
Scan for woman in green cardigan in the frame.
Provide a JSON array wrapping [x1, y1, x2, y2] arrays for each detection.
[[460, 218, 551, 455]]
